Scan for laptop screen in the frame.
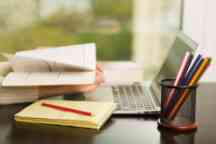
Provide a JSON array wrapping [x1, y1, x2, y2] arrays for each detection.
[[150, 32, 198, 102]]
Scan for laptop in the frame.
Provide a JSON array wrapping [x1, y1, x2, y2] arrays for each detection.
[[65, 32, 198, 115]]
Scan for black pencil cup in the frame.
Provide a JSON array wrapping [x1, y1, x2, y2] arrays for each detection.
[[158, 79, 198, 132]]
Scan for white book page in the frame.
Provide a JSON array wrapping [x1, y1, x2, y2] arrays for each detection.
[[2, 72, 95, 86], [12, 43, 96, 72]]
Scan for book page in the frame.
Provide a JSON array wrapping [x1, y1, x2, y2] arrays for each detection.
[[10, 56, 89, 72], [12, 43, 96, 72], [2, 71, 95, 86]]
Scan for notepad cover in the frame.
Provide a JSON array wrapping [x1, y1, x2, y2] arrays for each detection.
[[15, 100, 116, 130]]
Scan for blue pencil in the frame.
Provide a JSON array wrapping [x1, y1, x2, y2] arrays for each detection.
[[182, 54, 203, 85]]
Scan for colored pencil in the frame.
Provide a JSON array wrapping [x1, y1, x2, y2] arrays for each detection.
[[42, 102, 92, 116], [164, 52, 193, 108], [167, 58, 211, 120], [182, 54, 203, 85]]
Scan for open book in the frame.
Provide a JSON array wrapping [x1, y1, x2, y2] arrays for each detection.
[[15, 100, 116, 130], [10, 43, 96, 72], [3, 43, 96, 87]]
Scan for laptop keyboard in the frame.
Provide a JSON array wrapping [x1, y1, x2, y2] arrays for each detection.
[[112, 84, 155, 111]]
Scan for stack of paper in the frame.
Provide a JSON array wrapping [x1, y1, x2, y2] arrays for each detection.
[[0, 77, 39, 104], [15, 100, 116, 130]]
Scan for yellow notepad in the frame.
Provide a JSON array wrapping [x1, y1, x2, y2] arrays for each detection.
[[15, 100, 116, 130]]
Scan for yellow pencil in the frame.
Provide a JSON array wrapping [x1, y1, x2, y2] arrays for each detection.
[[168, 57, 211, 120]]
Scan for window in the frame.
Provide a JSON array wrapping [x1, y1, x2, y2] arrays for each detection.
[[0, 0, 182, 75], [0, 0, 133, 60]]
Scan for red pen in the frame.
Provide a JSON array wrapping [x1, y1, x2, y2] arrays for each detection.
[[41, 102, 92, 117]]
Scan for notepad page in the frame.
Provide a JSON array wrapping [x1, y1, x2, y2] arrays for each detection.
[[15, 100, 116, 129], [13, 43, 96, 71], [2, 71, 95, 86]]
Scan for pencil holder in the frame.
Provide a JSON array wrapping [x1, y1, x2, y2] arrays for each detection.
[[158, 79, 198, 132]]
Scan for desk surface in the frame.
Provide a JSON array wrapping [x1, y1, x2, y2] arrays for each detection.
[[0, 83, 216, 144]]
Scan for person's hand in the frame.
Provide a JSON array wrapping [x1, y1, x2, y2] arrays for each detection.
[[70, 64, 104, 92], [38, 64, 104, 97]]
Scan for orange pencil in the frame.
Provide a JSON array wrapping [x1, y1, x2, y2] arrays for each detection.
[[168, 58, 211, 120]]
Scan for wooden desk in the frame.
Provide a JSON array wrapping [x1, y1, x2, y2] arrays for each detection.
[[0, 83, 216, 144]]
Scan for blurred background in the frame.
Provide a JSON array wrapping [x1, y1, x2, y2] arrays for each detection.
[[0, 0, 182, 79]]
